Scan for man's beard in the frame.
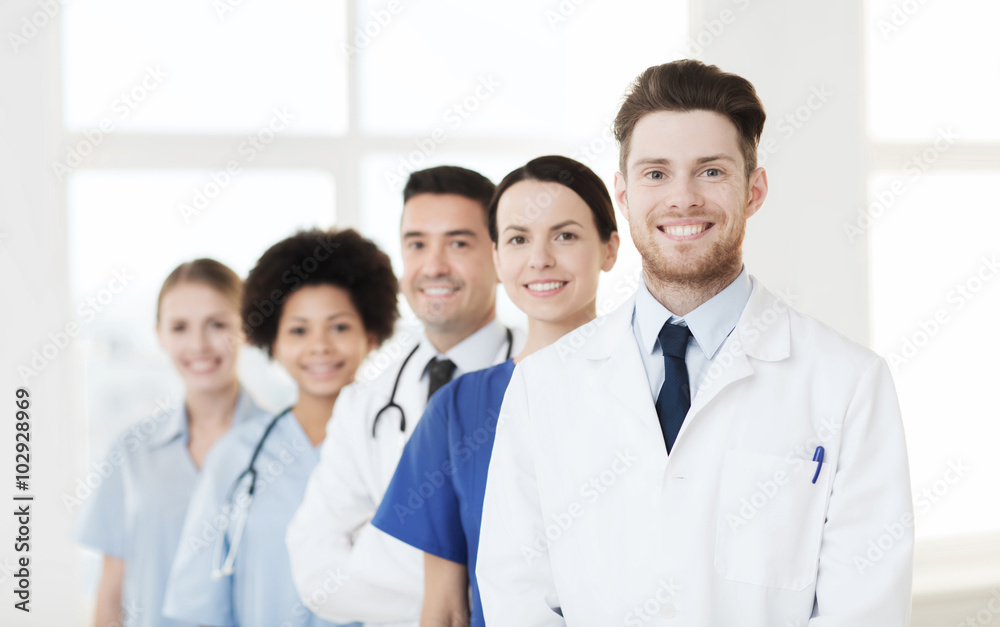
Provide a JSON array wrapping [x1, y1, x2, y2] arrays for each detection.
[[631, 214, 746, 292]]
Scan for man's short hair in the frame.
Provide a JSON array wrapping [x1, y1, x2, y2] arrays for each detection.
[[403, 166, 496, 215], [613, 59, 766, 179]]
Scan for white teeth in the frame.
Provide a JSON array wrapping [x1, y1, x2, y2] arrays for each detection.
[[662, 223, 708, 237], [422, 287, 456, 296], [188, 359, 218, 373], [305, 365, 336, 374], [527, 281, 567, 292]]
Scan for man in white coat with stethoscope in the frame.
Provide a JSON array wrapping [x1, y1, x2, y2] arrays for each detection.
[[478, 60, 913, 626], [286, 165, 522, 626]]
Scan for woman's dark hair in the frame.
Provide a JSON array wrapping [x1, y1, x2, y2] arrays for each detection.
[[157, 258, 242, 324], [241, 228, 399, 357], [487, 155, 618, 244]]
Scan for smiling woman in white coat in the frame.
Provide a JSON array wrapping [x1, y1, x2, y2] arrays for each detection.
[[476, 59, 913, 626]]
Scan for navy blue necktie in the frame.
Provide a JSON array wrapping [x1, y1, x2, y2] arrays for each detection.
[[426, 357, 457, 401], [655, 322, 692, 453]]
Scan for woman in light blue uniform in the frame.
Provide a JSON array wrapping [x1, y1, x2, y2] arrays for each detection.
[[163, 229, 399, 627], [372, 156, 620, 625], [74, 259, 269, 627]]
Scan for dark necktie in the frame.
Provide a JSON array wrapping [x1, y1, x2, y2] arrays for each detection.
[[426, 357, 457, 401], [655, 322, 692, 453]]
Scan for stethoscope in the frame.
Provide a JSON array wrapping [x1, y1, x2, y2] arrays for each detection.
[[371, 327, 513, 437], [211, 405, 294, 580]]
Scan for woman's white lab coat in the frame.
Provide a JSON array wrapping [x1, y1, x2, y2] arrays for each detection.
[[477, 277, 913, 626]]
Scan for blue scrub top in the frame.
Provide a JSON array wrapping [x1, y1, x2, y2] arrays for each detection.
[[163, 409, 345, 627], [372, 359, 515, 627], [73, 388, 266, 627]]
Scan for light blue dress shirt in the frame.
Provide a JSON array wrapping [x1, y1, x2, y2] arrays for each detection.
[[73, 388, 267, 627], [163, 409, 350, 627], [632, 267, 752, 401]]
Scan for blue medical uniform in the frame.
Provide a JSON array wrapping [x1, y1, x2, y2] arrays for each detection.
[[73, 389, 266, 627], [372, 359, 515, 627], [163, 410, 351, 627]]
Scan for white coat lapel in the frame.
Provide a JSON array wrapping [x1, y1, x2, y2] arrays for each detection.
[[688, 276, 791, 418], [581, 295, 664, 443]]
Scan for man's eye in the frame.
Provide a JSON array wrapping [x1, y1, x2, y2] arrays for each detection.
[[407, 241, 424, 250], [648, 171, 664, 180], [704, 168, 721, 177], [452, 240, 469, 248]]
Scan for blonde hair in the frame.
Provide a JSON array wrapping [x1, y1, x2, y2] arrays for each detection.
[[156, 259, 242, 324]]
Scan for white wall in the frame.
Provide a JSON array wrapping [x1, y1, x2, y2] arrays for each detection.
[[0, 1, 83, 624], [692, 0, 869, 344]]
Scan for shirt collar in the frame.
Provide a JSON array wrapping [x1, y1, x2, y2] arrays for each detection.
[[634, 267, 752, 360], [147, 386, 258, 450], [421, 318, 509, 379]]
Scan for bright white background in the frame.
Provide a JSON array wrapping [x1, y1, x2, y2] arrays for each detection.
[[1, 0, 998, 624]]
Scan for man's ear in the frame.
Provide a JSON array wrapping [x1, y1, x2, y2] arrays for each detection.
[[614, 171, 630, 223], [492, 242, 501, 283], [745, 167, 768, 219], [602, 231, 621, 273]]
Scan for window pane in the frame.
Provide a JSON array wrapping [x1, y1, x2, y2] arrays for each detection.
[[870, 172, 1000, 539], [867, 0, 1000, 142], [68, 170, 336, 445], [357, 0, 687, 137], [63, 0, 347, 134]]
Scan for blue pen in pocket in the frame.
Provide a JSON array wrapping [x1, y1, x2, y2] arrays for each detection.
[[811, 446, 825, 484]]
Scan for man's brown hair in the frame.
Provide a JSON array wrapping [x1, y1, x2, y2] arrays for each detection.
[[613, 60, 766, 179]]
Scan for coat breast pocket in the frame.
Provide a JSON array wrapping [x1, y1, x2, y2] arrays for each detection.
[[714, 449, 831, 591]]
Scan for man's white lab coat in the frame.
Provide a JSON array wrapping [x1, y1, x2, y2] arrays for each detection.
[[477, 277, 913, 626]]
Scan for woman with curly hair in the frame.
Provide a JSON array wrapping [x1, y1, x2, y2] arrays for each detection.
[[163, 229, 399, 627]]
